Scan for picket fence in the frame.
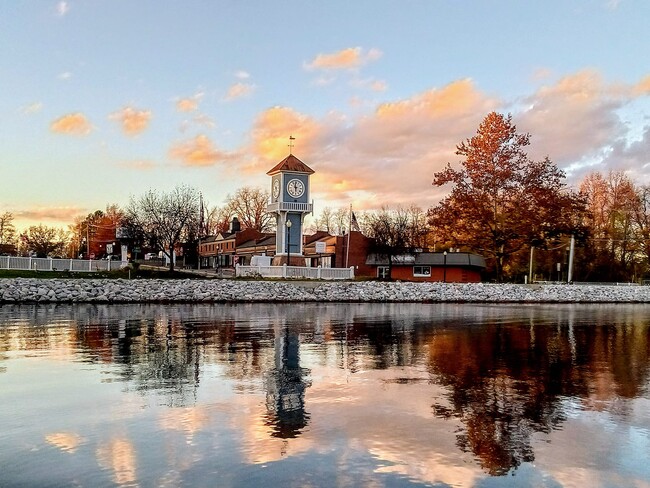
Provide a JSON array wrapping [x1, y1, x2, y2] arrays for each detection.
[[236, 264, 354, 280], [0, 256, 127, 273]]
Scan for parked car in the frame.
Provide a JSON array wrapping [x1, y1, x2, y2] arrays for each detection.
[[144, 253, 158, 260]]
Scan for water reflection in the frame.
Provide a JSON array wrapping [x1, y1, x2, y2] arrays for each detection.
[[427, 306, 650, 475], [1, 303, 650, 487], [265, 325, 311, 439]]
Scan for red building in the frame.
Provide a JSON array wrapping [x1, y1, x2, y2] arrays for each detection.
[[365, 252, 486, 282]]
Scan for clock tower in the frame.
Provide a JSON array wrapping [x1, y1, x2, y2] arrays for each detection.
[[266, 153, 314, 265]]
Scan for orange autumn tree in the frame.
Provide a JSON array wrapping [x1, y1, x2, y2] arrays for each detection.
[[428, 112, 583, 282], [75, 205, 123, 258], [579, 171, 639, 280]]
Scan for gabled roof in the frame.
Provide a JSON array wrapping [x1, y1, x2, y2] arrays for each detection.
[[237, 239, 258, 249], [304, 231, 331, 245], [216, 232, 235, 241], [267, 154, 315, 175], [236, 233, 276, 251], [256, 235, 276, 247]]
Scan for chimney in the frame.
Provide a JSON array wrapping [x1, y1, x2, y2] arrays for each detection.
[[230, 217, 241, 233]]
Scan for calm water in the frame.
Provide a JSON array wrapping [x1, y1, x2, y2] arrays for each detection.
[[1, 303, 650, 488]]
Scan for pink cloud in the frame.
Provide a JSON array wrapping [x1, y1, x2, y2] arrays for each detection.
[[50, 113, 92, 135], [248, 106, 324, 171], [15, 206, 85, 223], [248, 79, 499, 210], [169, 135, 235, 167], [224, 82, 255, 101], [304, 47, 382, 71], [175, 92, 204, 113], [350, 77, 388, 92], [633, 76, 650, 96], [109, 107, 152, 136], [517, 70, 628, 167], [177, 98, 199, 112], [244, 71, 650, 210]]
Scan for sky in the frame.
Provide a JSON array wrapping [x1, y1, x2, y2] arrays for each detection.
[[2, 0, 650, 231]]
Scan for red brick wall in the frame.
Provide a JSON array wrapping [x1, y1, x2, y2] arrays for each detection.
[[335, 232, 375, 277], [376, 265, 482, 283]]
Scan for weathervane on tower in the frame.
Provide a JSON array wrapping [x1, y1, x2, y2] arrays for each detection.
[[288, 135, 295, 155]]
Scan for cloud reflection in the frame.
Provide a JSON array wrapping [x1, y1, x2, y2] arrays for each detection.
[[3, 303, 650, 487], [96, 437, 138, 486], [45, 432, 83, 453]]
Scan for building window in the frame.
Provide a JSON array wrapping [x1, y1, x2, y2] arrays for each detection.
[[413, 266, 431, 277], [377, 266, 390, 279]]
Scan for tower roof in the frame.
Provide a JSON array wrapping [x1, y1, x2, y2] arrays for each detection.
[[267, 154, 315, 176]]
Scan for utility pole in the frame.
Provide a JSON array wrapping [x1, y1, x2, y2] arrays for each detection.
[[567, 234, 575, 283]]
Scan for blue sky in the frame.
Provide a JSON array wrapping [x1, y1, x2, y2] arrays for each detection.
[[2, 0, 649, 230]]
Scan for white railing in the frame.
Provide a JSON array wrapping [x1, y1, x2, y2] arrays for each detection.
[[236, 264, 354, 280], [266, 202, 313, 213], [0, 256, 128, 273]]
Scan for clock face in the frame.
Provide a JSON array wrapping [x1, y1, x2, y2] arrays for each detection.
[[272, 179, 280, 199], [287, 178, 305, 198]]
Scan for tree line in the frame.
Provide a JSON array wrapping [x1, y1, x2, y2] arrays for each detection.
[[0, 188, 274, 271], [3, 111, 650, 281], [355, 112, 650, 282]]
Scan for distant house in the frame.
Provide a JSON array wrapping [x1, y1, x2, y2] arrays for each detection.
[[198, 218, 265, 268], [366, 252, 486, 282], [300, 230, 375, 276], [235, 233, 276, 265], [202, 223, 487, 283], [302, 231, 336, 268]]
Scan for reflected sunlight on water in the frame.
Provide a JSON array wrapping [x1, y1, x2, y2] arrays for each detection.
[[1, 303, 650, 487]]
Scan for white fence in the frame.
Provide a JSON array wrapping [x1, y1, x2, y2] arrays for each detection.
[[236, 264, 354, 280], [0, 256, 128, 273]]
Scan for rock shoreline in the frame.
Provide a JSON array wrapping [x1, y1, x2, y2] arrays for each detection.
[[1, 278, 650, 303]]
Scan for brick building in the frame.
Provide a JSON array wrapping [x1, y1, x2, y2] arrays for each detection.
[[198, 218, 265, 268], [366, 251, 486, 282]]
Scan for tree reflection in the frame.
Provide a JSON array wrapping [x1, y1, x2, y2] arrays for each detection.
[[426, 312, 650, 475], [2, 302, 650, 477]]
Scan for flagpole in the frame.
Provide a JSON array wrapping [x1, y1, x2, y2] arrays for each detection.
[[198, 192, 204, 270], [345, 204, 352, 268]]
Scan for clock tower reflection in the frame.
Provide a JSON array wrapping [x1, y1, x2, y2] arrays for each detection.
[[264, 325, 311, 438]]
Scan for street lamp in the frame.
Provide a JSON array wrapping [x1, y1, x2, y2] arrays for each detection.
[[286, 219, 292, 266], [443, 251, 447, 283]]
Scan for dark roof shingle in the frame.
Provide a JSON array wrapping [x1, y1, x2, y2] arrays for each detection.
[[267, 154, 315, 175]]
